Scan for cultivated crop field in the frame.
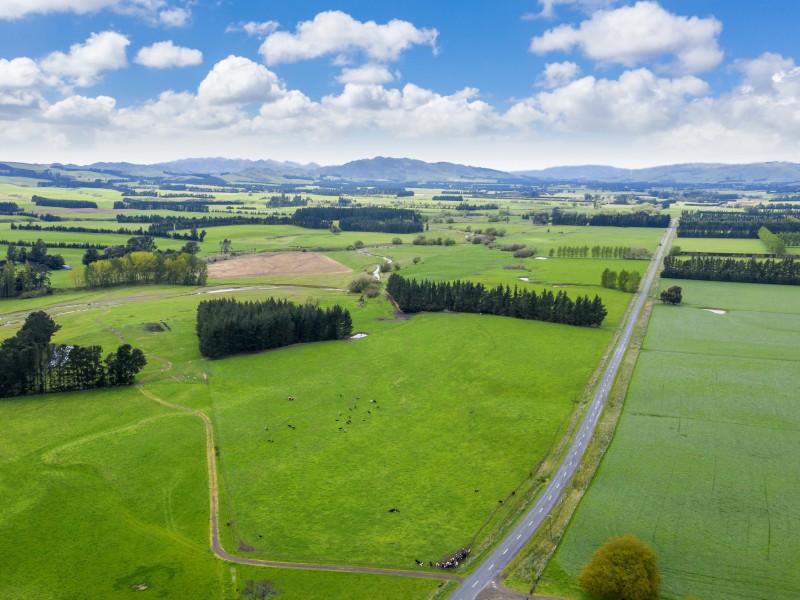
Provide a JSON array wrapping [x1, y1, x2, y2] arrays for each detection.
[[539, 279, 800, 600]]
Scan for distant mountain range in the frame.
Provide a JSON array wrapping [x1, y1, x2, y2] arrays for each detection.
[[515, 162, 800, 184], [11, 157, 800, 185]]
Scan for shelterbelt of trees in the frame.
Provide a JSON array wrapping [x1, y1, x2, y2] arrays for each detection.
[[31, 195, 98, 209], [196, 298, 353, 358], [386, 273, 607, 327], [0, 311, 146, 398], [677, 210, 800, 238], [662, 255, 800, 285], [551, 209, 670, 228]]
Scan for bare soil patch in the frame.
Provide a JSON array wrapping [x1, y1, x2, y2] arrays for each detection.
[[208, 252, 352, 279]]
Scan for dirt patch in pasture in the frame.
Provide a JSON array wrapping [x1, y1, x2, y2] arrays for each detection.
[[208, 252, 352, 279]]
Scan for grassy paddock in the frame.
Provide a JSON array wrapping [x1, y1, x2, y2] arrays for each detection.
[[207, 311, 610, 568]]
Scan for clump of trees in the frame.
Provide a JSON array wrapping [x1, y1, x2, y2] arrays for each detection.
[[196, 298, 353, 358], [386, 273, 607, 327], [578, 535, 661, 600], [265, 194, 309, 208], [348, 275, 381, 298], [662, 255, 800, 285], [6, 239, 65, 270], [601, 268, 642, 292], [0, 201, 19, 213], [78, 251, 207, 288], [1, 239, 66, 299], [660, 285, 683, 304], [0, 261, 51, 299], [778, 231, 800, 246], [0, 311, 146, 398], [412, 235, 455, 246]]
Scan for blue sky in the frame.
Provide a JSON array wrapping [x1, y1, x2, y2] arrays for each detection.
[[1, 0, 799, 169]]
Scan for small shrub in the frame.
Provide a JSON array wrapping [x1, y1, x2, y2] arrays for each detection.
[[412, 257, 421, 264], [348, 276, 376, 293], [391, 237, 403, 245], [513, 248, 536, 258], [443, 238, 456, 246], [364, 285, 381, 298], [379, 262, 392, 273]]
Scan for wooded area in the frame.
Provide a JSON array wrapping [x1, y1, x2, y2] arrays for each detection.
[[0, 311, 146, 398], [196, 298, 353, 358]]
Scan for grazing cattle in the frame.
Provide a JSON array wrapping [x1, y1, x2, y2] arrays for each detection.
[[288, 396, 294, 401], [415, 559, 423, 566]]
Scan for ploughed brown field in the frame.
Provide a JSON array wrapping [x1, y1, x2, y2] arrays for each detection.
[[208, 252, 352, 278]]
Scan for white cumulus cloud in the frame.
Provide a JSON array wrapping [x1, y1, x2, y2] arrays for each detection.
[[41, 31, 129, 87], [538, 61, 581, 87], [508, 68, 708, 133], [0, 57, 57, 89], [530, 1, 723, 74], [259, 11, 438, 65], [135, 41, 202, 68], [197, 55, 285, 105], [225, 20, 280, 38], [0, 0, 190, 24], [336, 64, 396, 85], [44, 94, 116, 122], [525, 0, 619, 20], [158, 6, 189, 27]]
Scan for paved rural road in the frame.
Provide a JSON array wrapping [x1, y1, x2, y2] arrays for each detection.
[[450, 219, 677, 600]]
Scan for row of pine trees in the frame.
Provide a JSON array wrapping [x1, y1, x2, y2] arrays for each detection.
[[385, 273, 607, 327], [196, 298, 354, 358], [662, 256, 800, 285]]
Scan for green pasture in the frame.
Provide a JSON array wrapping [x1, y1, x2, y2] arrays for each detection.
[[207, 309, 610, 568], [539, 280, 800, 600], [0, 291, 451, 599], [675, 237, 769, 254]]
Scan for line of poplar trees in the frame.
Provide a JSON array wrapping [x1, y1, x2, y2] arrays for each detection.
[[661, 256, 800, 285], [0, 311, 146, 398], [758, 227, 787, 254], [197, 298, 354, 358], [385, 273, 607, 327]]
